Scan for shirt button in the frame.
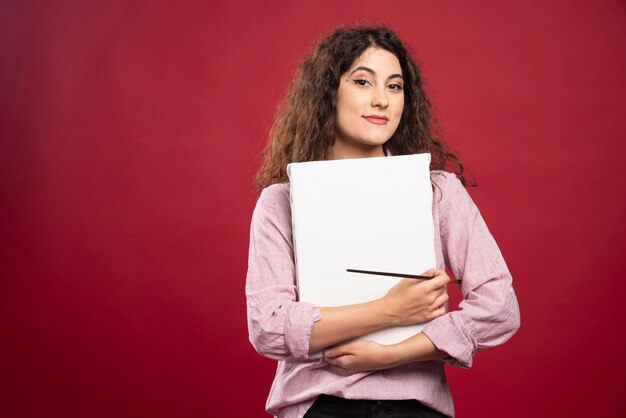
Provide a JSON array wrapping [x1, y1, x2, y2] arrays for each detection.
[[249, 300, 256, 308]]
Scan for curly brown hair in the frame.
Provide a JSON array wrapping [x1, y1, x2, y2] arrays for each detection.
[[253, 25, 473, 193]]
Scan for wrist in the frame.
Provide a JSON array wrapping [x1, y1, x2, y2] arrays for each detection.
[[374, 296, 400, 327], [395, 333, 447, 363], [383, 342, 408, 368]]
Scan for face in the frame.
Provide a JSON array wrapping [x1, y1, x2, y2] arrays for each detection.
[[331, 47, 404, 159]]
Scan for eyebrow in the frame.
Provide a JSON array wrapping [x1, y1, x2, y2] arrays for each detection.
[[349, 66, 403, 80]]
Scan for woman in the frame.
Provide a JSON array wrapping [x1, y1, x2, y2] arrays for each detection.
[[246, 26, 520, 418]]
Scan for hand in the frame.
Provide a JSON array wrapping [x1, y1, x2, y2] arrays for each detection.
[[324, 340, 398, 374], [381, 268, 450, 326]]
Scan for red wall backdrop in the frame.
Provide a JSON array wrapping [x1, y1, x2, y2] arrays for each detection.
[[2, 1, 625, 417]]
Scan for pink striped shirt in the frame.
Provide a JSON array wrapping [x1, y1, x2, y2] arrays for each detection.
[[245, 170, 520, 417]]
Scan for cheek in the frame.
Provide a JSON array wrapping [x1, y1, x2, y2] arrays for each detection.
[[390, 97, 404, 124], [336, 96, 362, 125], [340, 96, 362, 115], [396, 96, 405, 117], [391, 99, 404, 130], [335, 108, 355, 137]]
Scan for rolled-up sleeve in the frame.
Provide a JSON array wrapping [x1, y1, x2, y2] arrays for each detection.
[[422, 173, 521, 368], [245, 184, 319, 361]]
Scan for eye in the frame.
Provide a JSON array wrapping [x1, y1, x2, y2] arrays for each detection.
[[388, 83, 403, 91], [352, 79, 370, 87]]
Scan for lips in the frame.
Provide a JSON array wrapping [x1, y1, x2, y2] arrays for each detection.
[[363, 115, 389, 125]]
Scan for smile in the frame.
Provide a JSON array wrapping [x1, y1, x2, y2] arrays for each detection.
[[362, 116, 388, 125]]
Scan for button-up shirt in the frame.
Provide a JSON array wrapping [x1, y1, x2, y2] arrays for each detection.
[[245, 170, 520, 417]]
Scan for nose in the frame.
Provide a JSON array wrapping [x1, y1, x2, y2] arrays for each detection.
[[371, 85, 389, 109]]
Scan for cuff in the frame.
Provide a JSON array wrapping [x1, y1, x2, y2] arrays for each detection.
[[284, 301, 318, 360], [422, 313, 476, 368]]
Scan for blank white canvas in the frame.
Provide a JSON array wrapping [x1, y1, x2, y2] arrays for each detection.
[[287, 153, 436, 348]]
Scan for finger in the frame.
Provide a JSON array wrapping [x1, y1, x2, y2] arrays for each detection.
[[325, 355, 350, 369], [419, 268, 437, 277], [430, 303, 447, 320], [431, 291, 449, 309], [324, 344, 352, 358], [324, 356, 340, 366], [424, 272, 450, 290], [417, 269, 446, 283]]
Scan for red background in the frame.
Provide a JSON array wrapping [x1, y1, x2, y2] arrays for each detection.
[[2, 1, 625, 417]]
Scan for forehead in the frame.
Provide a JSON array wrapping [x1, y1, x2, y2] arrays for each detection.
[[347, 47, 402, 75]]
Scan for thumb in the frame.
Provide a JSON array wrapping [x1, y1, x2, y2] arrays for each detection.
[[324, 344, 351, 358], [420, 268, 438, 277]]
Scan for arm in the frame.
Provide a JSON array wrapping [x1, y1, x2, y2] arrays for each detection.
[[324, 331, 447, 374], [324, 271, 452, 373], [420, 173, 521, 368], [246, 185, 314, 361], [326, 173, 521, 371], [246, 185, 448, 360], [310, 273, 449, 352]]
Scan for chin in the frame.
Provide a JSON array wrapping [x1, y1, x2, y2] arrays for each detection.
[[361, 135, 393, 146]]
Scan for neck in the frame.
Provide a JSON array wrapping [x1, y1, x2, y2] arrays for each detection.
[[327, 143, 386, 160]]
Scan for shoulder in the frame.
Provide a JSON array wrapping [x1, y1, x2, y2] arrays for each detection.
[[431, 170, 465, 196], [258, 182, 290, 206], [253, 182, 291, 221], [431, 170, 477, 216]]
